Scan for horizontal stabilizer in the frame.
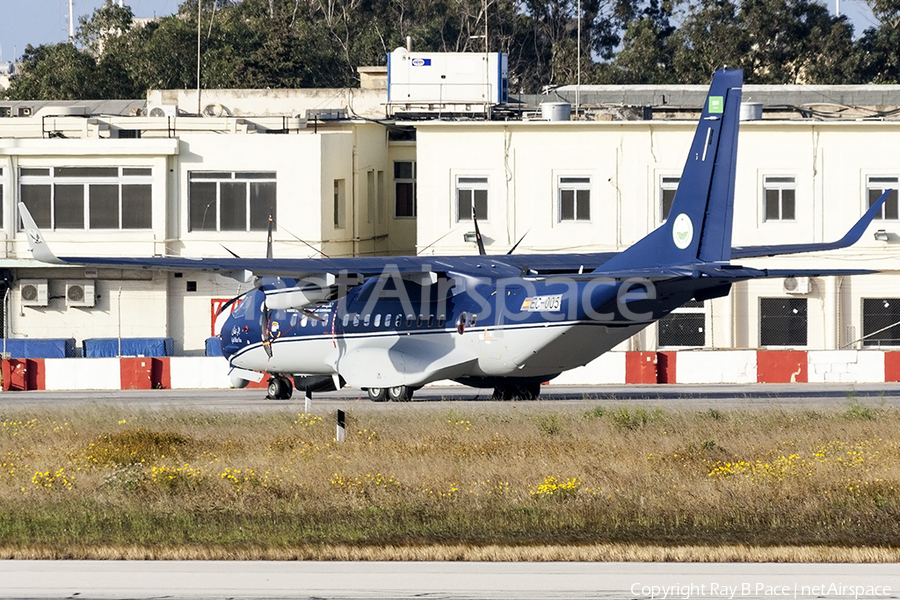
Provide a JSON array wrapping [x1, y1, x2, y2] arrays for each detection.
[[732, 190, 891, 259]]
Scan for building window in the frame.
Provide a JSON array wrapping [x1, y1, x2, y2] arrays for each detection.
[[658, 300, 705, 347], [558, 176, 591, 221], [763, 176, 796, 221], [333, 178, 346, 229], [457, 176, 488, 221], [188, 171, 275, 232], [760, 297, 807, 346], [659, 176, 680, 222], [20, 166, 152, 230], [867, 176, 899, 220], [394, 161, 416, 218], [862, 298, 900, 347]]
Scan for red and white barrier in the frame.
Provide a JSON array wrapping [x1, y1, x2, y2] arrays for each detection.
[[3, 351, 900, 391]]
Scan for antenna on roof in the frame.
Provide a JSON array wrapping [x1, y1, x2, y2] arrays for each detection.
[[68, 0, 75, 42]]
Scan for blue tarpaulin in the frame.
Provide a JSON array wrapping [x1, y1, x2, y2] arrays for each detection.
[[206, 337, 224, 357], [1, 338, 76, 358], [83, 338, 174, 358]]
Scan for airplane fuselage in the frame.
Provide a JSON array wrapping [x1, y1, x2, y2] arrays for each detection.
[[219, 270, 687, 390]]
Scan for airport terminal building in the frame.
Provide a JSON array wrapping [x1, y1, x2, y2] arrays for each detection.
[[0, 55, 899, 385]]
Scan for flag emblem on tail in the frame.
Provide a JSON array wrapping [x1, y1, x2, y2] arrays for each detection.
[[672, 213, 694, 250]]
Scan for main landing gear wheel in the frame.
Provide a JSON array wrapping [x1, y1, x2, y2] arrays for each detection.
[[367, 388, 388, 402], [387, 386, 414, 402], [492, 383, 541, 401], [267, 376, 294, 400]]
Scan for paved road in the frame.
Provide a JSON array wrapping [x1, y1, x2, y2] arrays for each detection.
[[1, 383, 899, 411], [0, 560, 897, 600]]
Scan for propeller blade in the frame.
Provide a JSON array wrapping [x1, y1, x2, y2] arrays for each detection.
[[507, 229, 530, 255], [220, 244, 241, 259], [302, 309, 326, 322], [262, 304, 275, 357], [217, 289, 253, 315], [266, 214, 274, 259], [472, 206, 486, 256]]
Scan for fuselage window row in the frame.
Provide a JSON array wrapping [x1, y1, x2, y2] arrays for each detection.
[[329, 313, 449, 330]]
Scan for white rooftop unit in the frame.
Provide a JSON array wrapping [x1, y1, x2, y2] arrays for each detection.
[[387, 49, 508, 117]]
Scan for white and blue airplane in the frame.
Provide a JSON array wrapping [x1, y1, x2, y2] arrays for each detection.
[[19, 69, 891, 401]]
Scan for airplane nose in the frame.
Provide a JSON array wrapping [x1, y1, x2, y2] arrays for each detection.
[[219, 288, 264, 360], [220, 310, 250, 359]]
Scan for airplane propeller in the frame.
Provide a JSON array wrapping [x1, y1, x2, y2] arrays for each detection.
[[507, 229, 530, 255], [472, 206, 486, 256]]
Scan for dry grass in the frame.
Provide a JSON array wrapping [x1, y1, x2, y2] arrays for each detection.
[[1, 400, 898, 561]]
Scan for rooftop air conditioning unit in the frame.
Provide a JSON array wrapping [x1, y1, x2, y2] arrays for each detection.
[[19, 279, 48, 307], [783, 276, 811, 295], [66, 280, 95, 307], [145, 103, 177, 118]]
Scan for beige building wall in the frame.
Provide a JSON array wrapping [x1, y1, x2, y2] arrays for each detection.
[[413, 119, 900, 352]]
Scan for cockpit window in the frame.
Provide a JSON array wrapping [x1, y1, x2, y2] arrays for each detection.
[[230, 289, 256, 319]]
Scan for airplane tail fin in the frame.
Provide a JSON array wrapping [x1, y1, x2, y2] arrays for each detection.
[[596, 69, 743, 272]]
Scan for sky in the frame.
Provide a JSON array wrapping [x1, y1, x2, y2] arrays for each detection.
[[0, 0, 180, 62], [0, 0, 882, 64]]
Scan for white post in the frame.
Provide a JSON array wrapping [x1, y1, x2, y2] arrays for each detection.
[[576, 0, 581, 118], [196, 0, 202, 115], [117, 286, 123, 357], [336, 409, 346, 442], [68, 0, 75, 43]]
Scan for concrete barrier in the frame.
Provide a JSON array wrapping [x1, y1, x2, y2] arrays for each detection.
[[675, 350, 757, 384], [551, 352, 626, 385], [807, 350, 884, 383], [4, 350, 900, 391], [44, 358, 122, 391], [169, 356, 232, 389]]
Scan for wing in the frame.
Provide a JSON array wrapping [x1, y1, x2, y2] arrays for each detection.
[[17, 202, 615, 279]]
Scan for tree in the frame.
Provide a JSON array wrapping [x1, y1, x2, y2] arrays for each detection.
[[602, 17, 676, 83], [669, 0, 748, 83], [738, 0, 856, 83], [3, 43, 102, 100], [857, 0, 900, 82], [668, 0, 860, 84]]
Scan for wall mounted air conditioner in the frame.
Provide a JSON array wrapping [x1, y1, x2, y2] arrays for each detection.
[[783, 276, 811, 295], [145, 103, 177, 118], [19, 279, 48, 307], [66, 280, 95, 307]]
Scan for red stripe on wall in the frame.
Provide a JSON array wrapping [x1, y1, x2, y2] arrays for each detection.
[[626, 352, 658, 384], [757, 350, 808, 383]]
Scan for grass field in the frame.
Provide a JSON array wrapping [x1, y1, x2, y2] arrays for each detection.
[[0, 398, 898, 561]]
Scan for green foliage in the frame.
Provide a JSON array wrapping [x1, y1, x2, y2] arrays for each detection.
[[581, 405, 665, 429], [81, 428, 198, 467], [533, 414, 563, 436], [843, 395, 880, 421], [611, 406, 664, 429], [4, 43, 103, 101]]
